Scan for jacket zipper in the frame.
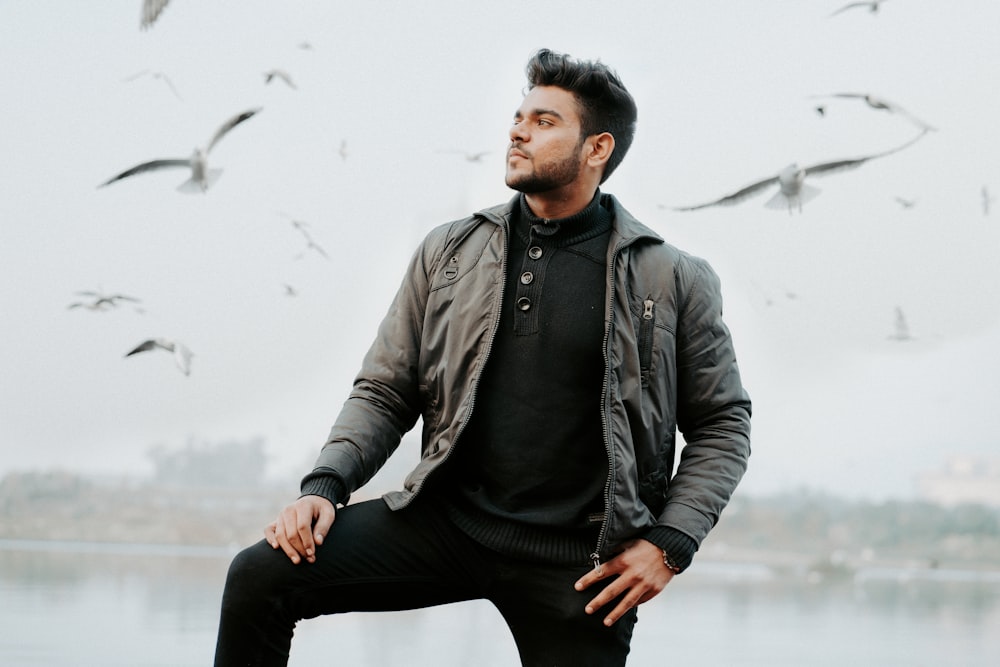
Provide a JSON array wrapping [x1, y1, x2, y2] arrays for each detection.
[[639, 298, 655, 385], [591, 238, 628, 570]]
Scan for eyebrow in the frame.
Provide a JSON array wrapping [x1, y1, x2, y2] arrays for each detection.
[[514, 107, 566, 121]]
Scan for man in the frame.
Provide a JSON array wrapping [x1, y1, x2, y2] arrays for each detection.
[[215, 48, 751, 667]]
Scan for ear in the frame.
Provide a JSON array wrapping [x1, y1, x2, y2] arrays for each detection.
[[585, 132, 616, 169]]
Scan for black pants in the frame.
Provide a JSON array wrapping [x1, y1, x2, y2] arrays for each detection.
[[214, 497, 636, 666]]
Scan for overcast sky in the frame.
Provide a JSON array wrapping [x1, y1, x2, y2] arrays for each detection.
[[2, 0, 998, 501]]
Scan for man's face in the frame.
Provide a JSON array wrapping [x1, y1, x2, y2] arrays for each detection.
[[505, 85, 588, 194]]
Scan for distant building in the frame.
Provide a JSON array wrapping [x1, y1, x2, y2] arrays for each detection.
[[916, 456, 1000, 507]]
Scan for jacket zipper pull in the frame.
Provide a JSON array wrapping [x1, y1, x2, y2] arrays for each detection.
[[590, 552, 602, 571], [643, 298, 654, 320]]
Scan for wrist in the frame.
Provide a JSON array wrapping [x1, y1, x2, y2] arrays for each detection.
[[661, 549, 683, 574]]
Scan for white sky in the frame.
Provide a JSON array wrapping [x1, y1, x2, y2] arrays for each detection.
[[2, 0, 998, 501]]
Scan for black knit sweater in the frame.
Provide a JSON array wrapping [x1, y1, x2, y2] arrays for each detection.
[[431, 192, 615, 564]]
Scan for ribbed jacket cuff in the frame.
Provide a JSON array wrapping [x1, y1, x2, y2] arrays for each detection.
[[642, 526, 698, 573], [299, 474, 347, 507]]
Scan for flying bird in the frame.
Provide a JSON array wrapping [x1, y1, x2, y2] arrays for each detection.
[[140, 0, 171, 30], [337, 139, 349, 160], [983, 186, 995, 216], [894, 196, 916, 209], [123, 69, 183, 101], [830, 0, 888, 17], [263, 69, 297, 89], [98, 108, 261, 193], [437, 150, 492, 163], [290, 219, 330, 260], [672, 130, 928, 214], [125, 338, 193, 375], [811, 92, 935, 132], [68, 291, 142, 312], [887, 306, 912, 342]]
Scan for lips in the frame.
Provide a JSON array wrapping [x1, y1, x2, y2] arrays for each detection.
[[508, 147, 528, 160]]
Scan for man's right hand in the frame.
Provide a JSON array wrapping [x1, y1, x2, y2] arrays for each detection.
[[265, 495, 336, 564]]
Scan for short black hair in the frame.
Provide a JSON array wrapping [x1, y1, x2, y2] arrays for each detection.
[[525, 48, 637, 183]]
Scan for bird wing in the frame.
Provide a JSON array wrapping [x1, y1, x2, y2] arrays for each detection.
[[109, 294, 142, 303], [803, 130, 927, 178], [99, 159, 191, 187], [828, 92, 868, 101], [172, 343, 193, 375], [830, 2, 867, 16], [673, 175, 779, 211], [156, 72, 184, 101], [140, 0, 171, 30], [264, 70, 296, 89], [125, 339, 159, 357], [205, 108, 262, 154], [823, 92, 935, 130]]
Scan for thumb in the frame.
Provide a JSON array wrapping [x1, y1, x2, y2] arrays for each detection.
[[313, 503, 336, 544]]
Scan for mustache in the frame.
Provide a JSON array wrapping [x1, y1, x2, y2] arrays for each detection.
[[508, 143, 530, 158]]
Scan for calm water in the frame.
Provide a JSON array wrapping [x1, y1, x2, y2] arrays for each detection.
[[2, 540, 998, 666]]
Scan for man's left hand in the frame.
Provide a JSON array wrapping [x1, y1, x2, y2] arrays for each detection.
[[574, 538, 675, 626]]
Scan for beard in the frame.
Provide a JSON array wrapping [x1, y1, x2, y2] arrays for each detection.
[[505, 144, 585, 194]]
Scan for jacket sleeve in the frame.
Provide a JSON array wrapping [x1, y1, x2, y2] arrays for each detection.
[[662, 255, 752, 545], [300, 228, 446, 505]]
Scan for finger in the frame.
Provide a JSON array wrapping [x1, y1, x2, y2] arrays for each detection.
[[602, 590, 643, 627], [288, 509, 315, 563], [273, 514, 304, 564], [583, 577, 626, 617], [574, 563, 612, 591], [264, 522, 278, 549]]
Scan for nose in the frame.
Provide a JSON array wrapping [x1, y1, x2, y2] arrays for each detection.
[[509, 120, 528, 144]]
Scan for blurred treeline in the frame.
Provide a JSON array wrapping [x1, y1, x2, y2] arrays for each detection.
[[1, 438, 999, 571]]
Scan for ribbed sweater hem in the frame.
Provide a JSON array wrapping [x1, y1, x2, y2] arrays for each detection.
[[442, 498, 598, 566]]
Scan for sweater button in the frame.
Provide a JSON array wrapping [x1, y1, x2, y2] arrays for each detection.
[[528, 246, 543, 260], [516, 296, 532, 311], [520, 271, 534, 285]]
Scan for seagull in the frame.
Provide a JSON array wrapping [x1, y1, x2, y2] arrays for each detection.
[[672, 130, 928, 214], [125, 338, 193, 375], [263, 69, 297, 89], [98, 108, 261, 193], [894, 196, 916, 209], [140, 0, 171, 30], [437, 150, 492, 163], [123, 69, 183, 101], [831, 0, 888, 17], [983, 186, 995, 216], [811, 92, 936, 132], [68, 291, 142, 312], [887, 306, 912, 342], [290, 219, 330, 260], [338, 139, 349, 160]]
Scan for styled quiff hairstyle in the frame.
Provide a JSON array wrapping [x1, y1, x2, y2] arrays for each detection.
[[525, 48, 638, 183]]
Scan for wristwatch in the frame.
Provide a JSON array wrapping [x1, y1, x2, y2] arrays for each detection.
[[661, 549, 682, 574]]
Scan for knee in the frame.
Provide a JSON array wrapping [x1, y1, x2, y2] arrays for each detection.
[[221, 540, 283, 608]]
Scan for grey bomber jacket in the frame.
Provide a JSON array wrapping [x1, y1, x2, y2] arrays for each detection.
[[302, 193, 752, 561]]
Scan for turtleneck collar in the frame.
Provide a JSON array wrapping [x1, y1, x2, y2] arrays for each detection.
[[515, 191, 611, 247]]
